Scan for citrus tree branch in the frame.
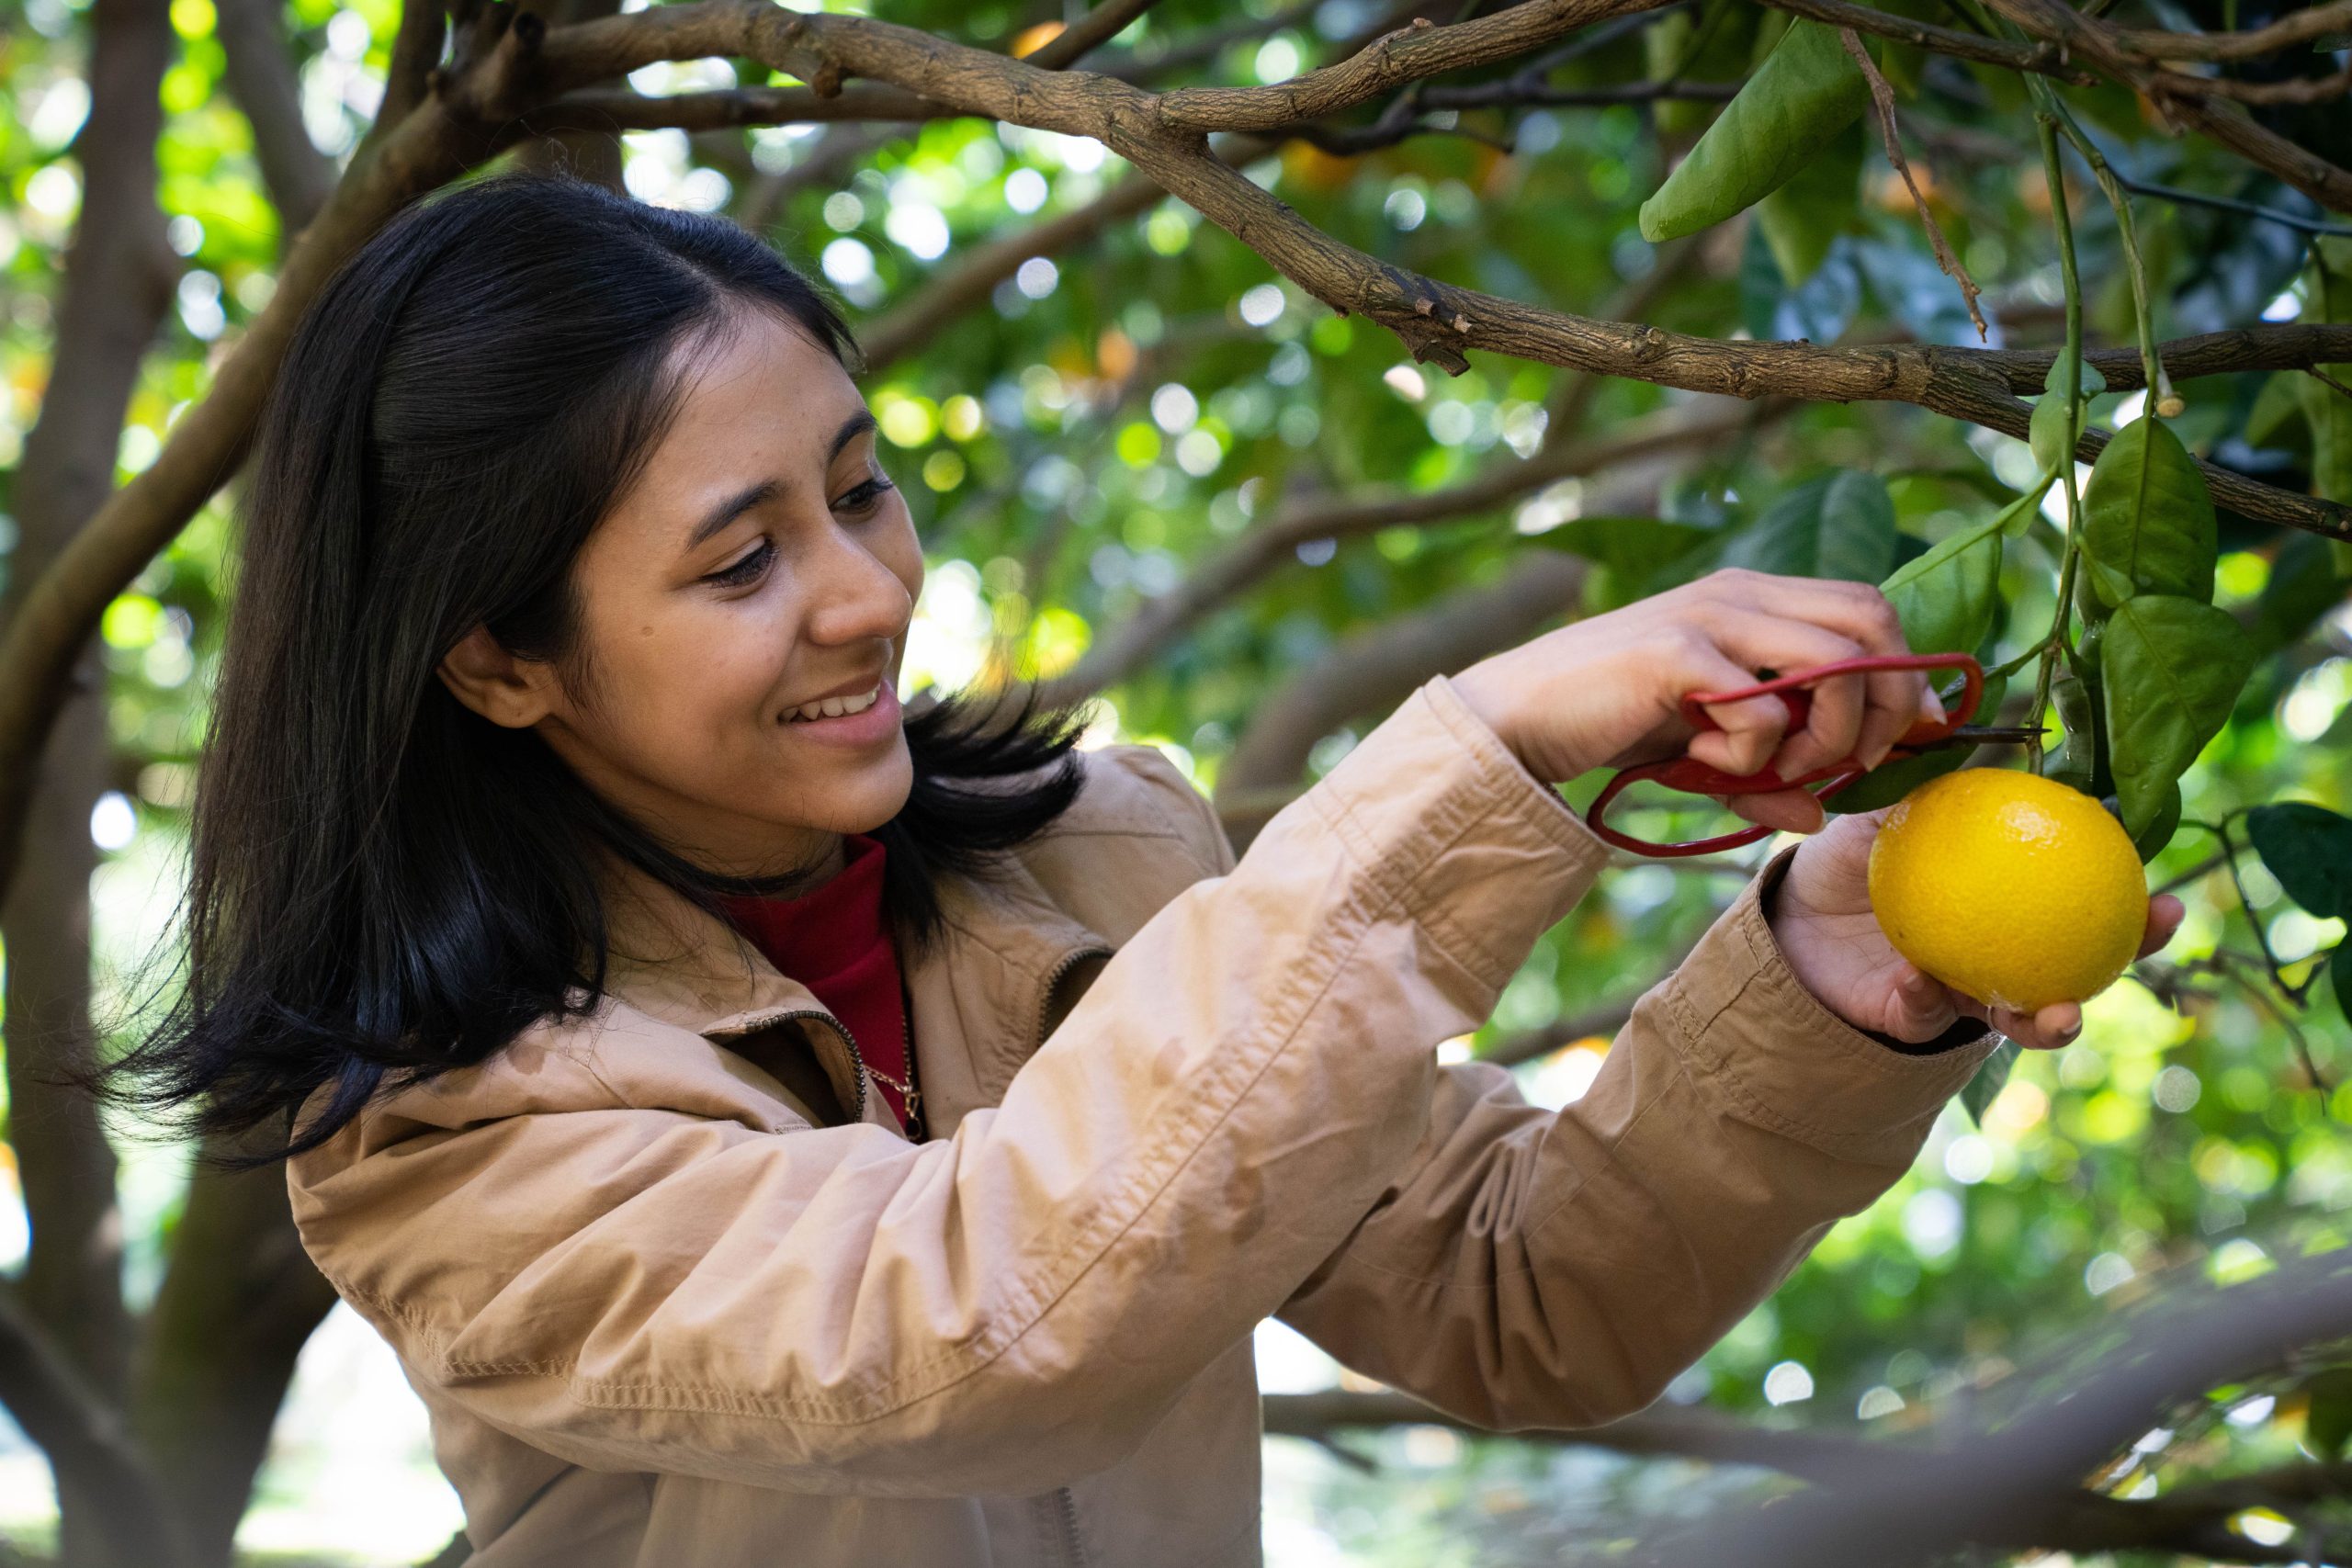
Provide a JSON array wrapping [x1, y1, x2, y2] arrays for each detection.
[[2112, 0, 2352, 62], [1044, 399, 1777, 705]]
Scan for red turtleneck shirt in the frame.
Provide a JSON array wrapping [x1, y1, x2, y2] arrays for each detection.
[[715, 832, 916, 1130]]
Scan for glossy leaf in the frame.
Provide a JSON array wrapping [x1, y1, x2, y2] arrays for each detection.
[[1879, 514, 2002, 656], [2028, 354, 2107, 479], [2298, 237, 2352, 505], [1828, 673, 2007, 814], [2306, 1368, 2352, 1459], [1755, 120, 1864, 287], [2100, 595, 2256, 838], [2245, 801, 2352, 919], [1962, 1041, 2022, 1128], [2079, 417, 2218, 611], [1637, 19, 1871, 243], [2250, 533, 2352, 658], [1721, 469, 1897, 582], [2047, 665, 2106, 799], [1534, 515, 1723, 604]]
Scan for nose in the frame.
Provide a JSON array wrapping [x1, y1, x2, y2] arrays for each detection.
[[797, 513, 914, 652]]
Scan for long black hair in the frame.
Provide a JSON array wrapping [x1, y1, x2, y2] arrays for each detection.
[[96, 175, 1091, 1161]]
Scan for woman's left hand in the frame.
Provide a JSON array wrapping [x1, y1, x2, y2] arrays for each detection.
[[1770, 809, 2185, 1050]]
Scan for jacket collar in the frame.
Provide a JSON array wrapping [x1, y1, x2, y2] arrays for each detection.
[[594, 839, 1112, 1130]]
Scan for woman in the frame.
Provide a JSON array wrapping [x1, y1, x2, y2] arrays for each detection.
[[115, 175, 2176, 1565]]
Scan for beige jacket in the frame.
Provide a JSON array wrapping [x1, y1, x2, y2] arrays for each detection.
[[287, 673, 1996, 1567]]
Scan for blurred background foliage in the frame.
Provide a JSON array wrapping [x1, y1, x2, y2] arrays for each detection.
[[0, 0, 2346, 1561]]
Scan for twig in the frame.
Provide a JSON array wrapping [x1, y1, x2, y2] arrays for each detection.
[[1022, 0, 1166, 71], [1842, 27, 1986, 340], [2113, 175, 2352, 239], [2110, 0, 2352, 62], [2177, 63, 2352, 106]]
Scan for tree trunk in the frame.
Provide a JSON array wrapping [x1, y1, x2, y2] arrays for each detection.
[[132, 1140, 340, 1568], [0, 0, 175, 1558]]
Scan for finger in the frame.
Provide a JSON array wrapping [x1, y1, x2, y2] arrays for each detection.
[[2138, 893, 2185, 958], [1679, 647, 1796, 776], [1991, 1000, 2082, 1051], [1724, 788, 1825, 835], [1883, 963, 1960, 1043], [1715, 575, 1924, 769], [1712, 613, 1869, 778], [1855, 662, 1931, 771]]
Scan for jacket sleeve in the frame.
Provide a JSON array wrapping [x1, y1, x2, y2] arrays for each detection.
[[1275, 823, 2000, 1430], [288, 672, 1611, 1499]]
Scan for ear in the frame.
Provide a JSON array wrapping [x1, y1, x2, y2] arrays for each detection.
[[437, 624, 561, 729]]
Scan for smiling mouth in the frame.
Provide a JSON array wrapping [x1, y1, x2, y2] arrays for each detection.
[[785, 682, 883, 723]]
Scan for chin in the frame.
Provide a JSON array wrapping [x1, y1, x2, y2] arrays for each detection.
[[820, 741, 915, 835]]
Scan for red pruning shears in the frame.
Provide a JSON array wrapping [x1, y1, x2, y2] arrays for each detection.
[[1585, 653, 2040, 858]]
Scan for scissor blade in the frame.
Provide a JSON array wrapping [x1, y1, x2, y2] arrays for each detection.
[[1939, 725, 2047, 746]]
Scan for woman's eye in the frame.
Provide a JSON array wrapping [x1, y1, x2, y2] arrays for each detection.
[[707, 538, 774, 588], [834, 476, 896, 516]]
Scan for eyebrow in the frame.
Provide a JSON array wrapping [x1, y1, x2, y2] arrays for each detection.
[[683, 410, 882, 552]]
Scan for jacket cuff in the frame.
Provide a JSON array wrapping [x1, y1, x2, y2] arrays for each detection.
[[1645, 843, 2001, 1165], [1305, 673, 1612, 994]]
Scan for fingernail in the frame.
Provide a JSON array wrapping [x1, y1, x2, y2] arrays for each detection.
[[2059, 1022, 2082, 1044]]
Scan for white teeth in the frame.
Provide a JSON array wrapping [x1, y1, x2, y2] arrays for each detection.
[[787, 683, 880, 723]]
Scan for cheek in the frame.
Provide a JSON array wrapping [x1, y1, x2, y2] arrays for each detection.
[[586, 601, 791, 744]]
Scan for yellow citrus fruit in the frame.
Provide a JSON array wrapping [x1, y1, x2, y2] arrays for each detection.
[[1867, 768, 2147, 1012]]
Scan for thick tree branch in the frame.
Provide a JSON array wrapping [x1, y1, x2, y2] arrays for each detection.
[[1216, 552, 1589, 844], [212, 0, 338, 234], [859, 171, 1170, 372], [1046, 399, 1774, 704], [1645, 1247, 2352, 1568], [1758, 0, 2090, 79], [1976, 0, 2352, 215], [1261, 1388, 1893, 1484]]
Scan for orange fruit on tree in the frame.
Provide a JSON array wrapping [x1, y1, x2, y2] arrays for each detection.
[[1867, 768, 2147, 1012]]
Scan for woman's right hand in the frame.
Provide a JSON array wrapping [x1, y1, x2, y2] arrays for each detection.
[[1449, 569, 1944, 836]]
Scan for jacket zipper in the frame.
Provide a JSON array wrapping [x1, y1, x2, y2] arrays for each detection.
[[1033, 1485, 1087, 1566], [1034, 943, 1115, 1052], [728, 1007, 868, 1126]]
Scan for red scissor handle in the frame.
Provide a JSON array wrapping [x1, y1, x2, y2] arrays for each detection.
[[1586, 654, 1984, 858]]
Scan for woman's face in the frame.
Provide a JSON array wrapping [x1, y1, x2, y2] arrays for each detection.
[[441, 305, 922, 880]]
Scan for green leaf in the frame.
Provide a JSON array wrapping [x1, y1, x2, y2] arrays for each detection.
[[1533, 515, 1722, 605], [2028, 355, 2107, 479], [2100, 595, 2256, 838], [1754, 120, 1864, 287], [2048, 665, 2105, 798], [1722, 470, 1897, 582], [2299, 237, 2352, 505], [2131, 782, 2182, 863], [2079, 417, 2218, 612], [1637, 20, 1872, 243], [2249, 532, 2352, 659], [2305, 1368, 2352, 1459], [2245, 802, 2352, 920], [2245, 368, 2311, 454], [1961, 1041, 2022, 1127], [1879, 514, 2002, 655], [1828, 674, 2008, 814]]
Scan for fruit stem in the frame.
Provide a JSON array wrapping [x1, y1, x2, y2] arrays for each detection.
[[2030, 113, 2088, 776]]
